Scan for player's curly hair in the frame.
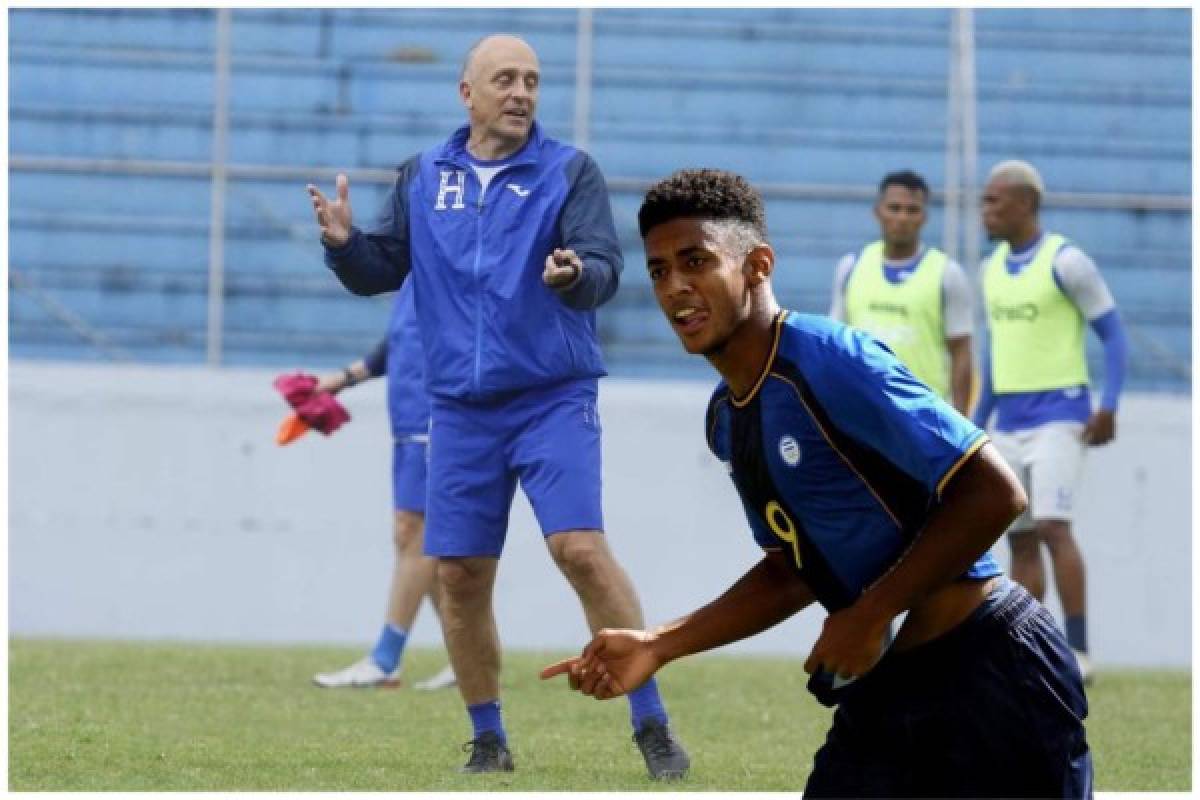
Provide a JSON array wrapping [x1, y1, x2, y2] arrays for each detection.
[[638, 169, 768, 249]]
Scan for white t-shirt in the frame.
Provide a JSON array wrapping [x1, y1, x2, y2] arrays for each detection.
[[1044, 245, 1115, 321], [829, 247, 974, 339], [470, 164, 506, 196]]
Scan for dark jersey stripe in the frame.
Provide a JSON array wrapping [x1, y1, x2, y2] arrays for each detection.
[[723, 390, 855, 611], [773, 356, 932, 535]]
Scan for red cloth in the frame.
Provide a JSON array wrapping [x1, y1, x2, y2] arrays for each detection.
[[273, 372, 318, 409], [273, 372, 350, 435]]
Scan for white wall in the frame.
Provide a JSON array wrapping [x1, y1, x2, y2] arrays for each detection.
[[9, 361, 1191, 666]]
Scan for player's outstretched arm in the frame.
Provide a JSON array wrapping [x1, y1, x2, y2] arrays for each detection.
[[804, 443, 1026, 681], [541, 552, 814, 699]]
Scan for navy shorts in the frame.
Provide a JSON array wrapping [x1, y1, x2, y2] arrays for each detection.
[[424, 378, 604, 557], [805, 579, 1092, 799], [391, 436, 428, 513]]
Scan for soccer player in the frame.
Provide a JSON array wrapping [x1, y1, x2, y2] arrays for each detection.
[[830, 170, 974, 413], [306, 34, 689, 778], [308, 282, 455, 692], [542, 169, 1092, 797], [974, 159, 1128, 685]]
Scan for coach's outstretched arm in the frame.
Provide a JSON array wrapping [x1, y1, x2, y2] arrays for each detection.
[[540, 551, 815, 699], [543, 153, 623, 310], [308, 168, 414, 296]]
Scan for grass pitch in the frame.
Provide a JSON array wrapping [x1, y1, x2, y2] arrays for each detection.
[[9, 638, 1191, 791]]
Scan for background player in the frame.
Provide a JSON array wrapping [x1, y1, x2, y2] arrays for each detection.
[[543, 168, 1091, 798], [973, 159, 1128, 684], [309, 283, 455, 691], [830, 169, 974, 413]]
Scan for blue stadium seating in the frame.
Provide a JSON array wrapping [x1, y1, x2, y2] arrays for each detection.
[[8, 8, 1191, 389]]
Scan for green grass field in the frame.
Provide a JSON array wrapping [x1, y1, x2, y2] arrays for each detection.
[[9, 638, 1191, 791]]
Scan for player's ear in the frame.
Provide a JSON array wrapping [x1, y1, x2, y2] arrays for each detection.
[[744, 244, 775, 287], [459, 80, 473, 109]]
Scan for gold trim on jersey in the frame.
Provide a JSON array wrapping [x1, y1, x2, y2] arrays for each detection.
[[935, 432, 989, 497], [731, 311, 787, 408]]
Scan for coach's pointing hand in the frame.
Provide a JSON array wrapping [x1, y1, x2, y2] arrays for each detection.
[[306, 173, 353, 248], [543, 248, 583, 288]]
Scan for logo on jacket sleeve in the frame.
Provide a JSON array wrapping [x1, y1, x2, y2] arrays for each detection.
[[506, 182, 531, 197], [778, 435, 802, 467], [435, 170, 467, 210]]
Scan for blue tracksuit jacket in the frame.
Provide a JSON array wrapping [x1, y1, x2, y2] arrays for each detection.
[[325, 122, 622, 401]]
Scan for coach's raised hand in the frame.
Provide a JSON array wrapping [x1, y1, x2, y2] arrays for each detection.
[[306, 173, 353, 248]]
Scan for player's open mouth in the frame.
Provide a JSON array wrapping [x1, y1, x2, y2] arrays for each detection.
[[672, 307, 709, 334]]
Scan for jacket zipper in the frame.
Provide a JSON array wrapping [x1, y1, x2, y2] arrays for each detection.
[[472, 177, 485, 396]]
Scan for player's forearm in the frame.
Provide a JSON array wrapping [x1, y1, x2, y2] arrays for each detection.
[[318, 359, 372, 393], [1091, 309, 1128, 411], [853, 443, 1025, 624], [650, 554, 815, 665]]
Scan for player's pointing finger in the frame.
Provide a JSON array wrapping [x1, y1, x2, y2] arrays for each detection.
[[539, 657, 580, 680]]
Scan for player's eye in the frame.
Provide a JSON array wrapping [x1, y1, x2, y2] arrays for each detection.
[[648, 267, 665, 281]]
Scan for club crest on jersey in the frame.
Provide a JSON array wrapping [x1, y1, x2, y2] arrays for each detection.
[[778, 435, 802, 467]]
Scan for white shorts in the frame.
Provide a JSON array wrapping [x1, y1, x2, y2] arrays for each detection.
[[990, 421, 1086, 530]]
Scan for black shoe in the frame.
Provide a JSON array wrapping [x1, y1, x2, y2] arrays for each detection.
[[459, 731, 515, 773], [633, 719, 690, 780]]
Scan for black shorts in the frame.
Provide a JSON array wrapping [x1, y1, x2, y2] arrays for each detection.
[[805, 579, 1092, 799]]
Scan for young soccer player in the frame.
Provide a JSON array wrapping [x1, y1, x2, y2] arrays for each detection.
[[542, 168, 1092, 798]]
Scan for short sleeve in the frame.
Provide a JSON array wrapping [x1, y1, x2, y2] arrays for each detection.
[[828, 253, 857, 321], [1054, 245, 1115, 321], [941, 258, 974, 338], [807, 326, 987, 497]]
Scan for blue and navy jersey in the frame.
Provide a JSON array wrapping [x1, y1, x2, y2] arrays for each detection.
[[326, 121, 622, 401], [706, 311, 1000, 612], [364, 281, 430, 439]]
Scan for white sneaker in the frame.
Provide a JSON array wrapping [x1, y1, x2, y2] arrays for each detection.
[[1072, 649, 1095, 687], [413, 663, 457, 691], [312, 656, 401, 688]]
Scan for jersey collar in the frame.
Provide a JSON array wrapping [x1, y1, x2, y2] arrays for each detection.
[[731, 311, 787, 408]]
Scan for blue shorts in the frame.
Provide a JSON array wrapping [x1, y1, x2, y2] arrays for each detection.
[[424, 378, 604, 557], [392, 436, 428, 513], [805, 579, 1092, 798]]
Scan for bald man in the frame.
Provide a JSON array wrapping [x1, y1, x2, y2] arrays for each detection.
[[307, 34, 689, 779], [974, 160, 1128, 687]]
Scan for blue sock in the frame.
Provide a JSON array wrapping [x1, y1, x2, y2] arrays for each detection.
[[369, 623, 407, 674], [627, 677, 668, 731], [1065, 615, 1088, 653], [467, 700, 506, 743]]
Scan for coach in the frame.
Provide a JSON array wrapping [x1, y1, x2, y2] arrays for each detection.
[[305, 34, 688, 779]]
